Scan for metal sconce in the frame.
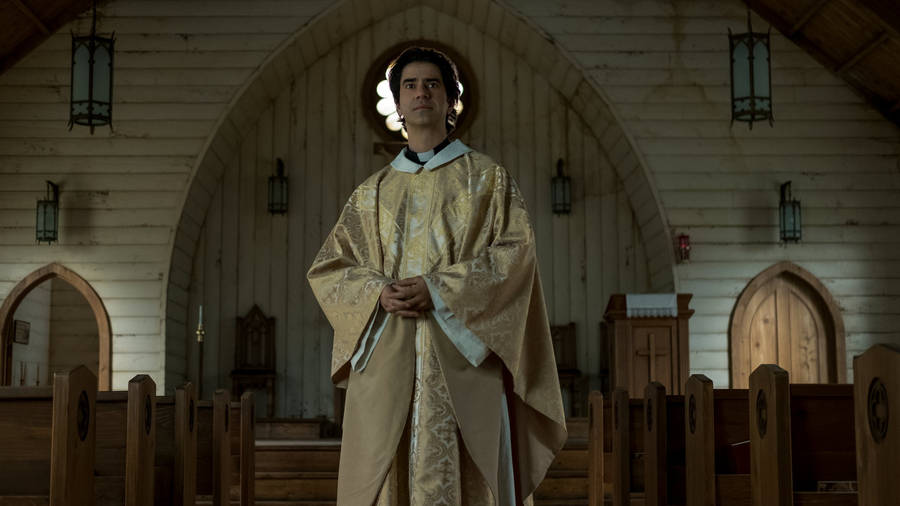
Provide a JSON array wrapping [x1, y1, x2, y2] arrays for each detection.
[[779, 181, 801, 242], [69, 0, 115, 133], [676, 233, 691, 263], [729, 8, 773, 129], [36, 181, 60, 244], [551, 159, 571, 215], [268, 158, 289, 215]]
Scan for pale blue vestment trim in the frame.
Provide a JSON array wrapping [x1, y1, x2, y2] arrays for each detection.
[[423, 277, 490, 367], [390, 139, 472, 173]]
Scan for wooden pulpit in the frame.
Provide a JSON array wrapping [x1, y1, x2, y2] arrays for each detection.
[[230, 305, 276, 417], [603, 294, 693, 397]]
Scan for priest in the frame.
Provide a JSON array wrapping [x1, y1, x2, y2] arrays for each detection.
[[307, 46, 566, 506]]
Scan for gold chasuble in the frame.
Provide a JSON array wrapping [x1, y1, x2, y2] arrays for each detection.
[[307, 140, 566, 506]]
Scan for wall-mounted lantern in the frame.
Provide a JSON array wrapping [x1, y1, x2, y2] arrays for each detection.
[[551, 158, 571, 215], [268, 158, 289, 215], [36, 181, 60, 244], [779, 181, 801, 242], [729, 9, 773, 129], [676, 233, 691, 263], [69, 0, 114, 133]]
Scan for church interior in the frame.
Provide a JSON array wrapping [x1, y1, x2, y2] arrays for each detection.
[[0, 0, 898, 504]]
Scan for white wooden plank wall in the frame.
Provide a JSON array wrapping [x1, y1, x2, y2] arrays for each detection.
[[515, 0, 900, 386], [188, 9, 649, 417], [0, 0, 329, 394], [5, 0, 892, 398]]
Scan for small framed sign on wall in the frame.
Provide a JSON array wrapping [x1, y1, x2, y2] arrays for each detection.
[[13, 320, 30, 345]]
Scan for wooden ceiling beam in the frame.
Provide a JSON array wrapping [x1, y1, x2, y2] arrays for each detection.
[[10, 0, 50, 35], [842, 0, 900, 40], [836, 31, 889, 74], [790, 0, 831, 36]]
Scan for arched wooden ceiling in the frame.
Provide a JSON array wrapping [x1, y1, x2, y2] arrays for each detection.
[[0, 0, 94, 74], [747, 0, 900, 126], [1, 0, 899, 126]]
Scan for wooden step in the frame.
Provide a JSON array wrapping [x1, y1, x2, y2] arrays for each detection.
[[251, 471, 339, 501], [256, 419, 331, 440]]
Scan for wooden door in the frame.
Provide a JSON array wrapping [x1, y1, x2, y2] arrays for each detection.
[[731, 262, 846, 388]]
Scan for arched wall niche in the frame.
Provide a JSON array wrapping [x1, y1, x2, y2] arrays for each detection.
[[0, 262, 112, 390], [729, 261, 847, 388], [164, 0, 676, 407]]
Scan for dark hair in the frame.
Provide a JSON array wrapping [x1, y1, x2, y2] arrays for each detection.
[[387, 46, 461, 133]]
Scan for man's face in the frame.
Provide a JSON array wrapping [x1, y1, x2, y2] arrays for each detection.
[[395, 61, 450, 133]]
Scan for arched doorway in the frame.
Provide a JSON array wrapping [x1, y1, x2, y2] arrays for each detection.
[[0, 263, 112, 390], [729, 261, 846, 388]]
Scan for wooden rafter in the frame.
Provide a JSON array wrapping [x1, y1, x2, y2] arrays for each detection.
[[837, 32, 889, 74], [846, 0, 900, 40], [790, 0, 831, 36], [10, 0, 50, 35]]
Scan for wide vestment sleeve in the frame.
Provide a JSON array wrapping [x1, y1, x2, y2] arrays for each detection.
[[422, 162, 568, 500], [307, 172, 392, 386]]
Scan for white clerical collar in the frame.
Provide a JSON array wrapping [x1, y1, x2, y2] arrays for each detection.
[[391, 139, 472, 173]]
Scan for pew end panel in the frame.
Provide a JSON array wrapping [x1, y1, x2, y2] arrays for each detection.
[[853, 344, 900, 506], [644, 382, 667, 506], [213, 390, 232, 506], [239, 391, 255, 506], [126, 375, 157, 506], [588, 391, 603, 506], [174, 383, 198, 506], [685, 374, 715, 506], [49, 366, 97, 506], [749, 364, 792, 506]]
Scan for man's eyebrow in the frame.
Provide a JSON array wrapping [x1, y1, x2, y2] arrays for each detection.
[[401, 77, 441, 83]]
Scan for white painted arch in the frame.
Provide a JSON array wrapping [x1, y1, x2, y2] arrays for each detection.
[[164, 0, 677, 382]]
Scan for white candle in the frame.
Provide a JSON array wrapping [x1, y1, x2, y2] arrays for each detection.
[[199, 304, 203, 325]]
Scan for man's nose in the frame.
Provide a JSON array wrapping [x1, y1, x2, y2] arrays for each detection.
[[416, 84, 430, 98]]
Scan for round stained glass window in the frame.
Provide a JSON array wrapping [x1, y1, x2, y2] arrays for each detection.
[[363, 41, 477, 142]]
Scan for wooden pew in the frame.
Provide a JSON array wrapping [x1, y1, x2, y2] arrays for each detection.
[[589, 391, 603, 506], [684, 375, 750, 506], [643, 382, 687, 506], [237, 392, 255, 506], [0, 366, 96, 505], [750, 365, 857, 505], [853, 343, 899, 505], [196, 389, 232, 506], [95, 377, 199, 506], [174, 383, 199, 506], [196, 389, 253, 506], [94, 375, 157, 506], [683, 367, 857, 506]]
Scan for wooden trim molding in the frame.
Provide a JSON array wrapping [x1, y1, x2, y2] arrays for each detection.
[[0, 262, 112, 390], [729, 261, 846, 388]]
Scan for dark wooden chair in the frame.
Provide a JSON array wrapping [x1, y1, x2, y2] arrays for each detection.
[[230, 305, 276, 418]]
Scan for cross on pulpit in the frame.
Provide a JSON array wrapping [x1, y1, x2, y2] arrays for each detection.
[[603, 294, 694, 397], [635, 334, 671, 384]]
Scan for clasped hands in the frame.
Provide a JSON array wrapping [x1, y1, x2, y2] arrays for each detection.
[[380, 276, 434, 318]]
